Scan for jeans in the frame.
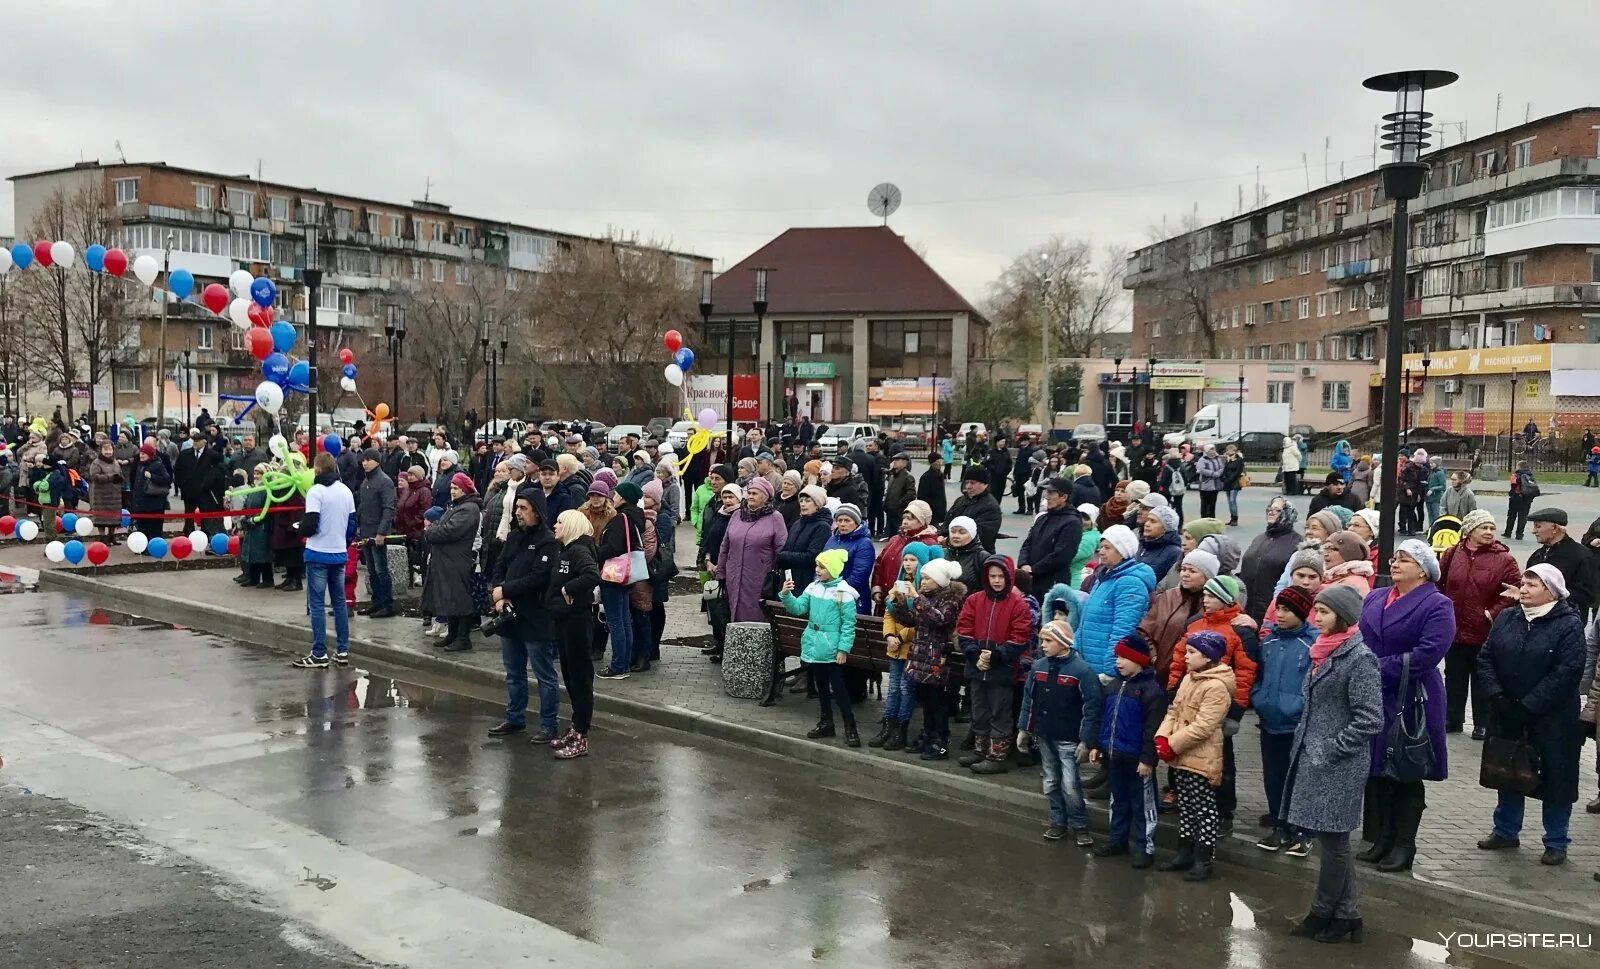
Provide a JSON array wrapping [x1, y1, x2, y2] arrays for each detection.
[[1225, 488, 1239, 520], [1493, 791, 1573, 850], [600, 582, 633, 674], [1039, 739, 1088, 830], [1259, 730, 1301, 835], [810, 661, 855, 727], [1425, 498, 1440, 528], [1106, 757, 1158, 853], [360, 542, 393, 608], [884, 658, 914, 722], [501, 634, 560, 731], [305, 561, 349, 658]]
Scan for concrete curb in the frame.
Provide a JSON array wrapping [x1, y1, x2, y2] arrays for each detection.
[[38, 568, 1597, 935]]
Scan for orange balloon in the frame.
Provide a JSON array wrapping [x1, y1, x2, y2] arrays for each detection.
[[374, 402, 390, 420]]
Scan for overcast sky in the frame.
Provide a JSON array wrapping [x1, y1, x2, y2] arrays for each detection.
[[3, 1, 1593, 316]]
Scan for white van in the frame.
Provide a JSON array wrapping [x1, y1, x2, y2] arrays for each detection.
[[818, 422, 877, 451]]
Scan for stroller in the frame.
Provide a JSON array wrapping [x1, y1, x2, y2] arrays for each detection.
[[1428, 514, 1462, 554]]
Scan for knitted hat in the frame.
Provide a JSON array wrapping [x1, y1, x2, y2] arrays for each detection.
[[1101, 524, 1138, 560], [800, 485, 828, 508], [1114, 632, 1153, 668], [1396, 538, 1440, 581], [1043, 476, 1072, 495], [900, 541, 941, 581], [1308, 510, 1343, 537], [1315, 584, 1364, 627], [595, 468, 618, 487], [616, 481, 643, 504], [1125, 480, 1151, 502], [1202, 574, 1240, 606], [1459, 509, 1495, 540], [1276, 585, 1315, 623], [834, 502, 863, 524], [746, 476, 774, 499], [961, 466, 990, 485], [587, 478, 614, 498], [361, 448, 380, 462], [803, 460, 822, 477], [1183, 517, 1226, 542], [1321, 530, 1368, 565], [1149, 506, 1180, 535], [140, 442, 157, 458], [1288, 547, 1326, 578], [816, 548, 848, 579], [641, 479, 663, 505], [1040, 619, 1075, 651], [1526, 563, 1569, 600], [711, 463, 737, 484], [1324, 506, 1354, 528], [451, 471, 476, 494], [1324, 471, 1344, 485], [1185, 630, 1228, 662], [921, 558, 962, 588], [720, 482, 745, 500], [1352, 508, 1381, 535], [904, 499, 934, 526], [1183, 548, 1220, 581], [782, 469, 803, 492], [948, 514, 977, 538]]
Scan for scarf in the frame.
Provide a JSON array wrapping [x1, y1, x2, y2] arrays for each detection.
[[739, 501, 777, 523], [1328, 559, 1374, 581], [1521, 600, 1557, 621], [1310, 628, 1353, 670]]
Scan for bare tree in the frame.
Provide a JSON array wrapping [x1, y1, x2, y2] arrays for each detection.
[[1139, 213, 1219, 358], [396, 262, 533, 430], [9, 183, 135, 423], [983, 237, 1127, 361]]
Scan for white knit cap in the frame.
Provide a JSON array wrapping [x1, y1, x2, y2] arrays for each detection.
[[922, 558, 963, 589], [1183, 549, 1221, 580], [1077, 503, 1100, 519], [948, 515, 978, 539], [1101, 524, 1138, 560]]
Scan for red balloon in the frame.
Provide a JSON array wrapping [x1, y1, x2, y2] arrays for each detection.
[[227, 535, 241, 555], [0, 515, 13, 537], [201, 283, 230, 315], [169, 536, 192, 560], [103, 248, 128, 277], [54, 517, 65, 533], [86, 541, 109, 566], [248, 304, 273, 328], [33, 240, 54, 268], [246, 327, 274, 360], [663, 329, 683, 353], [339, 348, 354, 365]]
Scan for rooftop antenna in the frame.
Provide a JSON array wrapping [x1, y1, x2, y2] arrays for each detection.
[[1524, 101, 1532, 124], [424, 176, 434, 204], [1323, 136, 1331, 184], [1493, 93, 1502, 132], [1254, 165, 1261, 206], [113, 139, 126, 163], [1302, 152, 1311, 191], [867, 182, 901, 226]]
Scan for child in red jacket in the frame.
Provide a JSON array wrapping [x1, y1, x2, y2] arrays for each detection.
[[957, 555, 1035, 775]]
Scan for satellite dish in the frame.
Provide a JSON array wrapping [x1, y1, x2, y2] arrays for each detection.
[[868, 182, 902, 224]]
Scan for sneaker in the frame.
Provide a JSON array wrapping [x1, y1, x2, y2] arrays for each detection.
[[1043, 826, 1066, 842], [1283, 838, 1312, 858], [549, 728, 578, 749], [368, 606, 397, 619], [597, 670, 630, 681], [1471, 726, 1486, 740], [426, 621, 446, 637], [1254, 831, 1285, 852], [291, 654, 329, 669], [554, 734, 588, 759], [1073, 830, 1094, 848], [332, 652, 349, 666]]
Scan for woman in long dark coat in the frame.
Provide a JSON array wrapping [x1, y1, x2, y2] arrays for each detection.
[[422, 472, 484, 652], [87, 439, 125, 544], [1473, 563, 1586, 866]]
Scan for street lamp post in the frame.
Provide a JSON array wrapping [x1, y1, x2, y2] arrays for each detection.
[[750, 268, 769, 437], [1508, 369, 1520, 473], [1364, 68, 1457, 585], [1402, 365, 1413, 434], [155, 232, 174, 424], [1237, 364, 1245, 443], [1419, 352, 1432, 433], [779, 340, 789, 422], [698, 271, 714, 429], [480, 318, 491, 447], [384, 307, 405, 429], [302, 224, 323, 454], [182, 342, 193, 429], [497, 323, 508, 435]]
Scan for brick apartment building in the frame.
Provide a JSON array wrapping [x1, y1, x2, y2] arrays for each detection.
[[1128, 105, 1600, 439], [7, 161, 709, 428]]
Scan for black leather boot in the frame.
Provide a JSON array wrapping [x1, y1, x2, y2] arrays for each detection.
[[1158, 839, 1195, 872], [867, 717, 892, 748], [1377, 785, 1422, 872], [883, 721, 906, 752], [805, 718, 835, 739], [1184, 843, 1215, 881]]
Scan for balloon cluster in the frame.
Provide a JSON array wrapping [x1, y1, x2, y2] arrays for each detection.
[[224, 434, 314, 521], [661, 329, 696, 387]]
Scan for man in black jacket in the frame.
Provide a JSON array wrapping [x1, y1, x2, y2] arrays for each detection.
[[946, 467, 1003, 552], [853, 440, 885, 538], [1308, 472, 1363, 514], [174, 430, 225, 539], [917, 452, 947, 523], [1011, 438, 1038, 514], [355, 449, 398, 618], [487, 488, 564, 741], [1018, 477, 1083, 591], [825, 461, 869, 509], [1526, 508, 1598, 621]]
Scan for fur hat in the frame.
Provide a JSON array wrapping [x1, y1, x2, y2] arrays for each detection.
[[1315, 584, 1364, 627], [921, 558, 963, 589], [1185, 630, 1228, 663], [961, 466, 990, 485], [1276, 585, 1315, 623], [1100, 524, 1138, 560], [1182, 549, 1221, 581]]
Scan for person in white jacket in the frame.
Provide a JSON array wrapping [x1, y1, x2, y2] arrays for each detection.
[[1280, 436, 1303, 496]]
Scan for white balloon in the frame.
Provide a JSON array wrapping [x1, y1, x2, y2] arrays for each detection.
[[255, 380, 284, 414], [229, 269, 255, 299], [188, 529, 207, 550], [50, 241, 75, 269], [340, 376, 356, 392], [229, 297, 252, 329], [268, 434, 288, 460], [44, 541, 65, 563], [125, 531, 149, 555], [17, 519, 39, 542], [132, 254, 159, 286], [0, 248, 12, 274], [75, 516, 94, 537], [664, 363, 684, 387]]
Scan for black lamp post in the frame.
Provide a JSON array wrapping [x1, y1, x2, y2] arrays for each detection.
[[384, 307, 405, 428], [1402, 365, 1413, 435], [779, 339, 789, 422], [182, 342, 193, 429], [1364, 68, 1457, 585], [1508, 369, 1520, 473], [750, 268, 769, 435], [1419, 351, 1432, 429], [302, 224, 322, 455], [480, 318, 491, 447], [497, 323, 508, 436], [1147, 355, 1157, 426]]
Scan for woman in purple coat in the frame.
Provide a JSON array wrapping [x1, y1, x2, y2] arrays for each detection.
[[716, 476, 789, 623], [1356, 538, 1455, 873]]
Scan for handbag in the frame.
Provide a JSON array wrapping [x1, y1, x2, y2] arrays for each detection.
[[601, 517, 649, 584], [649, 546, 680, 582], [1479, 735, 1542, 796], [761, 568, 782, 602], [1239, 473, 1251, 489], [1381, 652, 1436, 783]]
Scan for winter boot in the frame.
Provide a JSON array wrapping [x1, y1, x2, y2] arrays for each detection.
[[843, 721, 861, 748], [904, 724, 927, 755], [1158, 839, 1196, 873], [970, 737, 1014, 774], [1377, 790, 1421, 872], [959, 729, 977, 752], [1184, 843, 1215, 881], [920, 733, 949, 761], [805, 718, 836, 740], [867, 717, 892, 748], [883, 721, 907, 752], [957, 734, 988, 768]]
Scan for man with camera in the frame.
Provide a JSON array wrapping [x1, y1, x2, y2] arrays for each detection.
[[486, 487, 564, 743]]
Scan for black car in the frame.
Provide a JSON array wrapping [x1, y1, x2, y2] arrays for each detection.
[[1351, 425, 1473, 455], [1229, 431, 1286, 463]]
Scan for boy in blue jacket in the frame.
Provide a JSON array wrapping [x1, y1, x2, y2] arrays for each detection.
[[1016, 619, 1102, 844], [1249, 584, 1316, 856], [1587, 446, 1600, 488], [1089, 632, 1169, 868]]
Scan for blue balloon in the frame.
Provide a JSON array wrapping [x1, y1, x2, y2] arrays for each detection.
[[85, 244, 107, 273], [674, 347, 695, 372], [269, 320, 296, 353], [146, 537, 168, 560], [169, 268, 194, 300], [121, 509, 131, 528], [341, 363, 357, 379], [251, 276, 277, 308], [262, 352, 290, 383], [63, 540, 85, 565], [322, 433, 342, 457], [10, 242, 32, 271], [209, 532, 230, 556], [60, 512, 78, 533], [288, 360, 310, 387]]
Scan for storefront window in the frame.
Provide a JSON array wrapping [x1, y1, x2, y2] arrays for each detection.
[[1104, 387, 1134, 425]]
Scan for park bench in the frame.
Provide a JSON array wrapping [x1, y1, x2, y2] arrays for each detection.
[[762, 600, 967, 702]]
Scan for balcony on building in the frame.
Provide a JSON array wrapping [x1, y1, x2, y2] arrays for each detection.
[[1484, 185, 1600, 257]]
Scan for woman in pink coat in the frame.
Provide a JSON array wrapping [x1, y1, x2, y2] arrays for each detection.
[[717, 476, 789, 622]]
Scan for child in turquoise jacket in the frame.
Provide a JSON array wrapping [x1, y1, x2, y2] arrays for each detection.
[[781, 548, 862, 746]]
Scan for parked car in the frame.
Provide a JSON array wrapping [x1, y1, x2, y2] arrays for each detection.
[[957, 421, 988, 441], [1070, 423, 1108, 446], [474, 419, 528, 442], [817, 422, 877, 452], [607, 424, 645, 448], [646, 417, 674, 440], [1230, 431, 1285, 463], [1350, 424, 1473, 456], [1013, 423, 1043, 444]]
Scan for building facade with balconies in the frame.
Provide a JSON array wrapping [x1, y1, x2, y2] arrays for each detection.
[[1128, 106, 1600, 434]]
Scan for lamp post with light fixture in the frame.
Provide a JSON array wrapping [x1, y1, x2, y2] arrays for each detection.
[[301, 223, 323, 454], [384, 307, 405, 428]]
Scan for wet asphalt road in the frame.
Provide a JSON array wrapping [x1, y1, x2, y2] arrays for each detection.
[[0, 590, 1589, 969]]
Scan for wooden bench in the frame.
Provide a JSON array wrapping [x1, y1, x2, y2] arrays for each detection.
[[762, 600, 968, 702]]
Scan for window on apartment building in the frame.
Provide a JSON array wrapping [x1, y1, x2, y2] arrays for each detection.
[[1267, 381, 1294, 404], [114, 178, 139, 204], [1103, 388, 1134, 426], [431, 222, 444, 243], [432, 260, 444, 282], [1230, 306, 1240, 328], [1280, 299, 1293, 320], [1513, 139, 1534, 169], [1314, 341, 1324, 360], [302, 201, 324, 224], [366, 212, 380, 234], [193, 184, 212, 210], [904, 331, 920, 354], [1297, 297, 1310, 320], [230, 327, 246, 352], [231, 230, 269, 263], [1149, 319, 1162, 338], [339, 292, 357, 316], [226, 188, 254, 215], [1246, 265, 1258, 286], [1262, 260, 1276, 283], [114, 369, 139, 393], [1321, 381, 1351, 411], [195, 324, 213, 350], [268, 196, 289, 220], [1244, 304, 1256, 326], [1477, 149, 1503, 175], [1348, 287, 1362, 312], [1277, 343, 1291, 359], [1508, 258, 1526, 288], [1326, 335, 1341, 359], [1300, 251, 1311, 274], [1321, 247, 1331, 270], [1261, 301, 1274, 323], [1484, 319, 1521, 347], [453, 227, 472, 246], [318, 286, 340, 311], [1590, 252, 1600, 283], [388, 215, 402, 237], [333, 207, 353, 230], [809, 333, 824, 354], [196, 372, 215, 396], [1466, 382, 1487, 409], [506, 272, 521, 292], [1296, 342, 1307, 360], [1315, 293, 1327, 317], [454, 263, 469, 284]]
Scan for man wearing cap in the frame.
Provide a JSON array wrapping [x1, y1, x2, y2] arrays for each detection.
[[883, 451, 916, 529], [1308, 472, 1362, 515], [1018, 477, 1085, 593], [948, 466, 1003, 552], [1526, 508, 1598, 621], [916, 449, 947, 523], [355, 448, 398, 618], [174, 428, 225, 539]]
